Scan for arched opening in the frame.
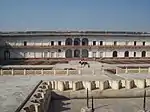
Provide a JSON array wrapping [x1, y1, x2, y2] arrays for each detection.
[[74, 38, 80, 46], [74, 49, 80, 57], [82, 49, 88, 58], [112, 51, 117, 57], [65, 38, 72, 45], [82, 38, 88, 46], [124, 51, 129, 57], [4, 50, 10, 60], [142, 51, 146, 57], [65, 49, 72, 58]]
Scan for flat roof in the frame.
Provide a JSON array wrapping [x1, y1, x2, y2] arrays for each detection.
[[0, 31, 150, 37]]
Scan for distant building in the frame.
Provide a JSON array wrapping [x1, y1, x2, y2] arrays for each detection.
[[0, 31, 150, 60]]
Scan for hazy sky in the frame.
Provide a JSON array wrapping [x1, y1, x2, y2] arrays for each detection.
[[0, 0, 150, 32]]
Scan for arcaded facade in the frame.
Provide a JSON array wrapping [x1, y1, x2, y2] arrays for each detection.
[[0, 31, 150, 60]]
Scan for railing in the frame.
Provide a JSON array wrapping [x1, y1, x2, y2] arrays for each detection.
[[1, 45, 150, 49], [0, 68, 105, 76]]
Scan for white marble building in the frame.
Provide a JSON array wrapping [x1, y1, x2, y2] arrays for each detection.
[[0, 31, 150, 60]]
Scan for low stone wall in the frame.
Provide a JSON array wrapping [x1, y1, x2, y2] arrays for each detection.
[[0, 69, 78, 76], [16, 79, 150, 112]]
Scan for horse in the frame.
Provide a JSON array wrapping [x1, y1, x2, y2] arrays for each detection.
[[79, 61, 90, 68]]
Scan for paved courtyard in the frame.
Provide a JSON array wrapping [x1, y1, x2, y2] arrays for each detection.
[[0, 73, 150, 112], [51, 98, 150, 112]]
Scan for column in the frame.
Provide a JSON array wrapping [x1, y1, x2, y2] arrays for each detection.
[[11, 69, 14, 75], [125, 67, 128, 73], [58, 81, 64, 91], [41, 69, 43, 75], [24, 69, 26, 75], [53, 69, 56, 76], [111, 80, 120, 90], [66, 69, 69, 75], [0, 69, 2, 75], [138, 67, 141, 73]]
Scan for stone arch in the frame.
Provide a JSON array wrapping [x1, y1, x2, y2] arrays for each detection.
[[124, 51, 129, 57], [82, 49, 88, 58], [142, 51, 146, 57], [65, 38, 72, 45], [82, 38, 88, 45], [4, 50, 10, 60], [112, 51, 117, 57], [65, 49, 72, 58], [74, 38, 80, 45], [74, 49, 80, 57]]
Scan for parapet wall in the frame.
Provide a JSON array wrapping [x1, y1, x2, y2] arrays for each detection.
[[16, 79, 150, 112]]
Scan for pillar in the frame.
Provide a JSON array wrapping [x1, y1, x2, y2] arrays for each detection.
[[24, 69, 26, 75], [73, 81, 79, 91], [41, 69, 43, 75], [58, 81, 64, 91], [78, 69, 81, 75], [125, 67, 128, 73], [146, 79, 150, 87], [41, 92, 45, 99], [95, 81, 100, 89], [85, 81, 92, 91], [54, 81, 58, 90], [53, 69, 56, 76], [99, 80, 109, 90], [135, 79, 145, 89], [139, 67, 141, 73], [125, 80, 134, 89], [66, 69, 69, 75], [111, 80, 120, 90], [51, 81, 55, 89], [47, 81, 52, 89], [0, 69, 2, 75], [34, 103, 40, 112], [11, 69, 14, 75], [148, 67, 150, 73], [69, 81, 73, 89]]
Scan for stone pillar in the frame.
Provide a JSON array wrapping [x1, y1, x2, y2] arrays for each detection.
[[54, 81, 58, 90], [135, 79, 145, 89], [85, 81, 92, 91], [73, 81, 79, 91], [34, 103, 40, 112], [116, 67, 118, 74], [66, 69, 69, 75], [69, 81, 73, 89], [11, 69, 14, 75], [148, 67, 150, 73], [111, 80, 120, 90], [95, 81, 100, 89], [146, 79, 150, 87], [0, 69, 2, 75], [78, 69, 81, 75], [121, 80, 125, 87], [99, 80, 109, 90], [138, 67, 141, 73], [53, 70, 56, 76], [58, 81, 64, 91], [125, 80, 134, 89], [125, 67, 128, 73], [51, 81, 55, 89], [47, 81, 52, 89], [41, 92, 45, 99], [24, 69, 26, 75], [41, 69, 43, 75]]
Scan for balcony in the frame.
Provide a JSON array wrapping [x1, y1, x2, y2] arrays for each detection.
[[1, 45, 150, 49]]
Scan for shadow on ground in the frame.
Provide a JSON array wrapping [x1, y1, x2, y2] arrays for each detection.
[[49, 92, 71, 112]]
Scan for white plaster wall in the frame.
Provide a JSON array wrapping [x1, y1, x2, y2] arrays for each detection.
[[2, 36, 150, 59]]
